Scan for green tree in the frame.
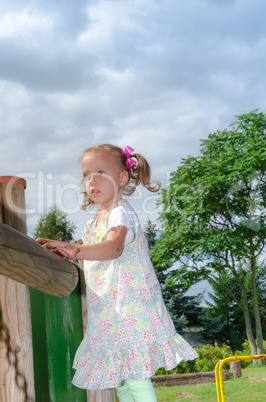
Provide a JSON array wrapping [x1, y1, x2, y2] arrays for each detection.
[[205, 272, 247, 351], [33, 205, 76, 242], [204, 262, 266, 351], [153, 111, 266, 362], [145, 219, 206, 336]]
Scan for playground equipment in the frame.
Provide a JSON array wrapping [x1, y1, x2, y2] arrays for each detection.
[[0, 222, 78, 296], [0, 176, 116, 401], [215, 354, 266, 402]]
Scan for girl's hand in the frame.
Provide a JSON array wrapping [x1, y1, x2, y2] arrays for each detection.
[[36, 238, 65, 250], [36, 238, 79, 260], [36, 238, 56, 247], [50, 244, 79, 260]]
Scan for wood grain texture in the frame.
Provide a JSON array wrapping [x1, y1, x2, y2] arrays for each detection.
[[0, 222, 79, 297], [0, 180, 27, 235], [79, 262, 88, 335], [0, 277, 36, 401], [87, 389, 115, 401], [229, 361, 242, 378], [151, 371, 233, 387], [0, 177, 35, 401]]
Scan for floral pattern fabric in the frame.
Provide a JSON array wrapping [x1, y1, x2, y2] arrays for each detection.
[[72, 200, 198, 390]]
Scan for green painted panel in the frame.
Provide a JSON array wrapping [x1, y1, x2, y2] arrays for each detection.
[[30, 288, 50, 402], [30, 273, 87, 402]]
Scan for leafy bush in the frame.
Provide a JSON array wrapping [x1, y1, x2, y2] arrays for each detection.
[[235, 339, 266, 368], [154, 340, 266, 375], [239, 339, 266, 354], [154, 343, 232, 375], [155, 360, 196, 376], [194, 343, 232, 372]]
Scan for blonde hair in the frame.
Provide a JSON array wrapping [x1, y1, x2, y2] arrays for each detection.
[[80, 144, 161, 210]]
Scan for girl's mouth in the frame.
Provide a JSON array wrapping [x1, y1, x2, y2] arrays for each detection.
[[91, 189, 100, 196]]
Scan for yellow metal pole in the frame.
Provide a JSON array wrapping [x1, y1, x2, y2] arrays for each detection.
[[215, 360, 222, 402], [215, 354, 266, 402]]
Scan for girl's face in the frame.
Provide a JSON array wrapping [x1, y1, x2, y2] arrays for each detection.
[[82, 150, 128, 211]]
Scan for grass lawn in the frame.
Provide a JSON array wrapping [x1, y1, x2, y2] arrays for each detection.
[[155, 365, 266, 401]]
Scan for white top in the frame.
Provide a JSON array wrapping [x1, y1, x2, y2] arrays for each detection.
[[91, 204, 140, 245]]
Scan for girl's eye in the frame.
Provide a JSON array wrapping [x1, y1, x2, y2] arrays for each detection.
[[84, 171, 104, 179]]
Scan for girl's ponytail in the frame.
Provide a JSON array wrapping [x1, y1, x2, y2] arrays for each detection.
[[123, 151, 161, 196]]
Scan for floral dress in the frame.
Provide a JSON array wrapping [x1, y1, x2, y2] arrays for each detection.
[[72, 200, 198, 390]]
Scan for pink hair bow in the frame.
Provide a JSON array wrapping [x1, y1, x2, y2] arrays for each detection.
[[124, 146, 137, 169]]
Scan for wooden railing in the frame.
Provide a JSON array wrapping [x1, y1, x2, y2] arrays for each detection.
[[0, 221, 78, 297]]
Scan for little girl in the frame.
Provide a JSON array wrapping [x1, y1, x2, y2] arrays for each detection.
[[37, 144, 198, 401]]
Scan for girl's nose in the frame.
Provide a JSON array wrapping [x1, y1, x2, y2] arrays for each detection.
[[89, 173, 97, 184]]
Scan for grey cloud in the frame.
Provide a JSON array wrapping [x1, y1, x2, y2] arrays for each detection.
[[0, 40, 99, 91], [1, 0, 90, 37], [1, 0, 266, 236]]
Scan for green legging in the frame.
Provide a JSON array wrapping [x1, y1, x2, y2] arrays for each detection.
[[115, 378, 157, 401]]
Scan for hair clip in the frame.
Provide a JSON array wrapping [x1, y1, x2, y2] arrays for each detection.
[[124, 146, 137, 168]]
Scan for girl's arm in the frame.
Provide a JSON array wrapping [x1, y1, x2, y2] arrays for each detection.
[[77, 225, 128, 260], [37, 226, 128, 261]]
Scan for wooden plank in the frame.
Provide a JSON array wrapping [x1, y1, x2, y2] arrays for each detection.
[[0, 222, 79, 297], [151, 371, 233, 387], [79, 263, 88, 334], [0, 177, 35, 402], [87, 389, 115, 401]]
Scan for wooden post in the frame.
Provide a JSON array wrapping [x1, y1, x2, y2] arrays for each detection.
[[229, 361, 242, 378], [0, 176, 35, 401]]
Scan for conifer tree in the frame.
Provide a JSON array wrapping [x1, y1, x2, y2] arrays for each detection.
[[33, 205, 76, 242], [205, 262, 266, 351], [144, 219, 206, 336]]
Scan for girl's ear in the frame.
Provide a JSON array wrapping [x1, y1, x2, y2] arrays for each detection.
[[120, 170, 129, 186]]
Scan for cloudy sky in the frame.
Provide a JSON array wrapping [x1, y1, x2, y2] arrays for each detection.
[[1, 0, 266, 240]]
